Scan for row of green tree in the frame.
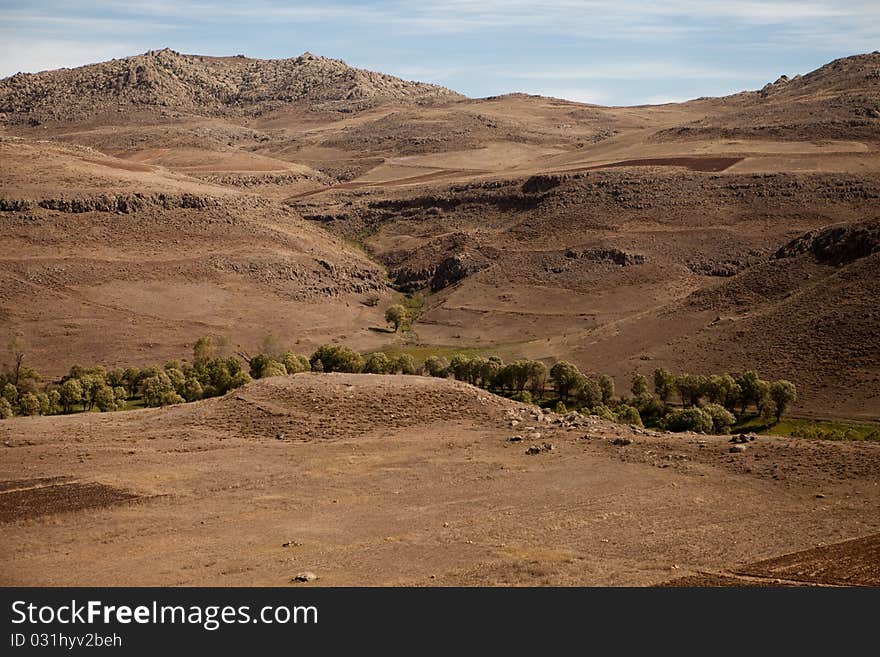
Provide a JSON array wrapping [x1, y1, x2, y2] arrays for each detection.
[[0, 336, 796, 435], [0, 337, 251, 418]]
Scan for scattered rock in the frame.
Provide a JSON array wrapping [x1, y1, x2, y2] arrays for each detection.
[[525, 446, 542, 455], [282, 541, 302, 548], [729, 444, 747, 453], [508, 435, 523, 442], [292, 571, 317, 583], [611, 437, 633, 446], [815, 493, 827, 499], [542, 443, 555, 452]]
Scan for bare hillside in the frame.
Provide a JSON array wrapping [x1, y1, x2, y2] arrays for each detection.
[[1, 50, 878, 418]]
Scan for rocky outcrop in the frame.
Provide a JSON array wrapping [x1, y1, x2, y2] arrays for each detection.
[[773, 220, 880, 265], [1, 193, 219, 214], [0, 49, 464, 125], [391, 253, 490, 292], [564, 248, 645, 266]]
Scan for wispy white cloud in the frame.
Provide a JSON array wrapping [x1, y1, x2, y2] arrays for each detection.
[[5, 1, 876, 38], [501, 61, 762, 81], [0, 38, 136, 77], [1, 1, 877, 104]]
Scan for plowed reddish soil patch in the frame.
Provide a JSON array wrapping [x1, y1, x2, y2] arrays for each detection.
[[574, 156, 742, 172], [0, 482, 139, 523], [661, 532, 880, 587], [659, 573, 796, 587], [735, 533, 880, 586]]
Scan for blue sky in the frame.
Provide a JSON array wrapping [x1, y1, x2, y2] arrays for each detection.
[[0, 1, 877, 105]]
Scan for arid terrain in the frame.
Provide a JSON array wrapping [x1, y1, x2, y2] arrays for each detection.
[[2, 49, 879, 417], [2, 374, 879, 586], [1, 50, 879, 586]]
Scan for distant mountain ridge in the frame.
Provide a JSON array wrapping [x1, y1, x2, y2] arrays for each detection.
[[0, 48, 465, 124]]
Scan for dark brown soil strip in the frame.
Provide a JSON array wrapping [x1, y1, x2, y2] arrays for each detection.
[[568, 156, 743, 173], [0, 482, 139, 523]]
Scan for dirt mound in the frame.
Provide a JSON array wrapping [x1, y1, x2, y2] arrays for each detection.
[[0, 49, 463, 125], [201, 373, 520, 441]]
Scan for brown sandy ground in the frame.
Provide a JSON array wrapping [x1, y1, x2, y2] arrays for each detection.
[[1, 374, 878, 586]]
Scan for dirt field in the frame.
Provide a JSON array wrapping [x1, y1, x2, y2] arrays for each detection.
[[1, 374, 878, 586]]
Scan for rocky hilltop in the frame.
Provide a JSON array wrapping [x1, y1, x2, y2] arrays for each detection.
[[0, 49, 464, 124]]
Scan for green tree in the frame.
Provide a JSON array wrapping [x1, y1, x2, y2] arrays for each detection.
[[182, 377, 204, 402], [94, 386, 118, 412], [631, 374, 649, 397], [448, 354, 472, 381], [391, 354, 416, 375], [0, 397, 12, 419], [385, 304, 408, 332], [525, 360, 548, 396], [661, 407, 713, 433], [598, 375, 615, 404], [249, 354, 271, 379], [282, 352, 310, 374], [229, 371, 252, 389], [193, 336, 216, 369], [653, 368, 676, 404], [482, 357, 504, 390], [423, 356, 448, 378], [591, 404, 617, 421], [550, 361, 581, 401], [1, 383, 17, 405], [260, 361, 287, 378], [46, 389, 61, 415], [634, 394, 666, 425], [79, 372, 106, 411], [735, 370, 764, 416], [60, 378, 82, 413], [122, 367, 141, 397], [615, 404, 643, 427], [363, 352, 392, 374], [309, 345, 363, 373], [701, 403, 736, 434], [675, 374, 708, 407], [18, 392, 41, 416], [164, 366, 186, 394], [113, 386, 127, 409], [575, 376, 602, 408], [769, 380, 797, 422], [140, 373, 176, 407]]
